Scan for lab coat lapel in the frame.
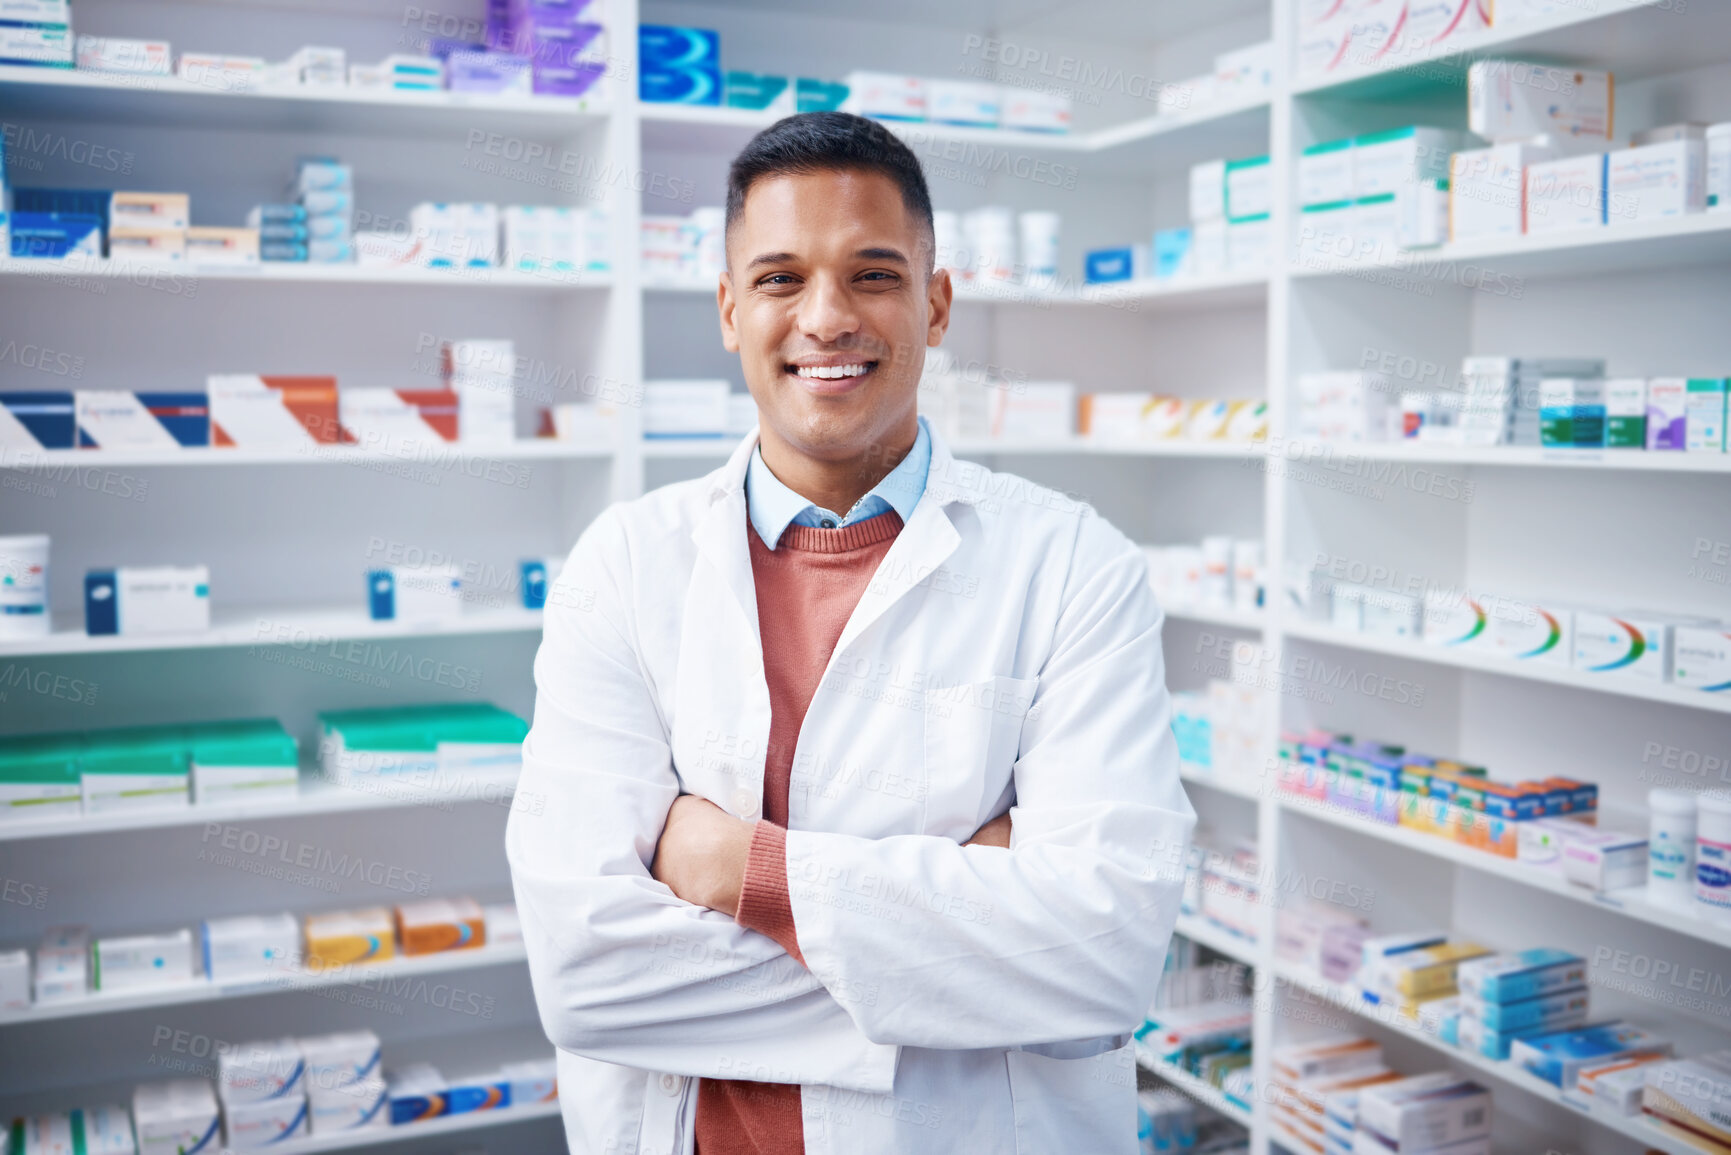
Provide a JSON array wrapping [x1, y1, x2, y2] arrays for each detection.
[[688, 431, 763, 639]]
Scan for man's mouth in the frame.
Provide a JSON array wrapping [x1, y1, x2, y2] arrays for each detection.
[[787, 361, 877, 380]]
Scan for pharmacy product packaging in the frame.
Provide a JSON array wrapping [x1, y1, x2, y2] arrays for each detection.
[[0, 21, 72, 66], [1513, 1022, 1672, 1088], [0, 0, 70, 21], [395, 896, 486, 955], [208, 375, 344, 447], [1356, 1074, 1491, 1151], [1451, 142, 1557, 241], [1462, 987, 1591, 1034], [219, 1037, 307, 1104], [1226, 214, 1271, 273], [367, 565, 462, 623], [517, 557, 563, 610], [84, 565, 210, 637], [1686, 377, 1727, 452], [1351, 194, 1400, 258], [1084, 245, 1149, 283], [1646, 377, 1689, 450], [307, 1076, 388, 1133], [178, 53, 266, 90], [1603, 378, 1646, 448], [0, 391, 76, 450], [93, 927, 195, 992], [1295, 200, 1355, 267], [76, 36, 171, 74], [1572, 610, 1695, 680], [74, 391, 210, 449], [81, 725, 190, 812], [387, 1064, 449, 1124], [446, 51, 531, 96], [1401, 0, 1489, 54], [110, 191, 190, 231], [202, 913, 300, 983], [1643, 1055, 1731, 1139], [408, 202, 498, 268], [10, 1106, 136, 1155], [645, 379, 729, 437], [134, 1079, 222, 1155], [441, 1069, 512, 1113], [1560, 828, 1648, 890], [33, 925, 89, 1002], [339, 388, 460, 453], [1396, 179, 1449, 249], [186, 226, 260, 265], [1421, 590, 1488, 648], [299, 1030, 383, 1092], [224, 1095, 310, 1147], [1467, 61, 1613, 145], [109, 227, 187, 264], [1538, 379, 1606, 447], [1353, 127, 1456, 199], [499, 1057, 557, 1104], [927, 79, 999, 127], [1300, 139, 1355, 207], [0, 947, 28, 1009], [484, 901, 522, 945], [1570, 1053, 1669, 1116], [1190, 159, 1227, 222], [1191, 220, 1227, 276], [841, 71, 925, 121], [304, 907, 396, 969], [190, 717, 299, 804], [723, 70, 791, 112], [0, 532, 50, 639], [1361, 590, 1420, 641], [1672, 626, 1731, 691], [286, 45, 345, 87], [1525, 153, 1607, 233], [1648, 787, 1699, 911], [1001, 88, 1070, 133], [1226, 156, 1272, 219], [1608, 140, 1706, 222], [637, 24, 720, 104]]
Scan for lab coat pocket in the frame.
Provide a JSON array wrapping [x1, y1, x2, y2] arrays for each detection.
[[1004, 1044, 1137, 1155], [921, 674, 1037, 839]]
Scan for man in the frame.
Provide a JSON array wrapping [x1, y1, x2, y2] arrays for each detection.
[[507, 112, 1195, 1155]]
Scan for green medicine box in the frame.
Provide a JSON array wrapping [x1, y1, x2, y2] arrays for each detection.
[[0, 733, 84, 822]]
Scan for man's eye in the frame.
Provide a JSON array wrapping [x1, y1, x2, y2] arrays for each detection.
[[859, 271, 897, 282], [759, 273, 798, 286]]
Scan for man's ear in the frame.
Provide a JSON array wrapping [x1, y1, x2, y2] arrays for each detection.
[[926, 266, 953, 348], [718, 270, 740, 353]]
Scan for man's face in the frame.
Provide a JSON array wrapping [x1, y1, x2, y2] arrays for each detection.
[[719, 168, 951, 463]]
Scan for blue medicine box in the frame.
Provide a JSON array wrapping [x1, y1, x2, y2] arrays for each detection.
[[638, 24, 720, 105], [0, 391, 76, 448]]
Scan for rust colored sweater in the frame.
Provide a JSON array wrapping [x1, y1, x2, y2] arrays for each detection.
[[694, 512, 904, 1155]]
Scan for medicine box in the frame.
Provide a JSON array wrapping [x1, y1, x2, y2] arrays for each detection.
[[1451, 143, 1555, 241], [1397, 179, 1450, 249], [1001, 88, 1070, 133], [1646, 377, 1689, 450], [0, 391, 76, 450], [300, 1029, 383, 1090], [339, 388, 460, 452], [1604, 378, 1646, 448], [186, 226, 260, 265], [93, 927, 195, 992], [1538, 378, 1605, 447], [1463, 987, 1591, 1034], [1352, 194, 1400, 258], [1512, 1022, 1672, 1088], [75, 391, 209, 450], [927, 79, 999, 127], [484, 902, 522, 945], [1561, 827, 1648, 890], [84, 566, 210, 638], [1608, 140, 1706, 222], [1673, 626, 1731, 691], [499, 1058, 557, 1104], [1573, 610, 1672, 679], [208, 375, 344, 447], [0, 948, 28, 1009], [220, 1037, 306, 1104], [1300, 140, 1355, 208], [304, 907, 396, 968], [1084, 245, 1148, 283], [308, 1077, 388, 1133], [133, 1079, 222, 1155], [110, 191, 190, 231], [1225, 156, 1272, 219], [0, 0, 71, 21], [1403, 0, 1489, 54], [14, 1106, 136, 1155], [224, 1095, 310, 1146], [1643, 1055, 1731, 1138], [518, 557, 561, 610], [1485, 599, 1572, 665], [1353, 127, 1455, 199], [109, 228, 187, 264], [190, 718, 298, 804], [396, 896, 486, 956], [795, 77, 848, 112], [80, 725, 190, 813], [841, 71, 926, 121], [76, 36, 172, 75], [1357, 1073, 1492, 1151], [0, 734, 83, 823], [1686, 377, 1727, 452], [638, 25, 720, 106], [644, 379, 729, 438], [1422, 590, 1487, 648], [0, 21, 72, 66], [34, 925, 89, 1002], [1525, 153, 1607, 233], [9, 211, 102, 258], [202, 913, 300, 983], [1467, 61, 1613, 144], [387, 1063, 449, 1124], [1189, 159, 1227, 222], [368, 565, 462, 623], [1573, 1055, 1662, 1116]]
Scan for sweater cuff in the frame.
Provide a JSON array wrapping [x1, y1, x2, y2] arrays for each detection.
[[736, 820, 804, 966]]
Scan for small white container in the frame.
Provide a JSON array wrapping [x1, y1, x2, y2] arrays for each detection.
[[0, 534, 49, 638], [1695, 790, 1731, 923], [1017, 212, 1060, 283], [1648, 787, 1699, 911]]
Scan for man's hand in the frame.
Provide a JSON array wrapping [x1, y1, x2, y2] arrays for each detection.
[[965, 812, 1013, 849], [652, 794, 757, 917]]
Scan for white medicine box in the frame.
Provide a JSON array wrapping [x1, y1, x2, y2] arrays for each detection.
[[1607, 139, 1707, 221], [367, 565, 462, 623]]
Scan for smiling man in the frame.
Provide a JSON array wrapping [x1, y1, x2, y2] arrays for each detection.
[[507, 112, 1195, 1155]]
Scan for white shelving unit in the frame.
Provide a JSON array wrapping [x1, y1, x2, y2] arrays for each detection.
[[3, 1, 1729, 1152]]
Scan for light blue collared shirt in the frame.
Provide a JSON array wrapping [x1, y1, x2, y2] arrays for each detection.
[[746, 418, 931, 550]]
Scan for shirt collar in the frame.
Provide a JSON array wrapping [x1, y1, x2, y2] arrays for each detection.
[[746, 417, 932, 550]]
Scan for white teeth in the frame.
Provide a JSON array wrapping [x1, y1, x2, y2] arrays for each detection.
[[796, 364, 869, 380]]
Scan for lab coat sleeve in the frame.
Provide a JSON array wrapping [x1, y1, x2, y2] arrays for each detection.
[[784, 517, 1198, 1051], [506, 508, 899, 1092]]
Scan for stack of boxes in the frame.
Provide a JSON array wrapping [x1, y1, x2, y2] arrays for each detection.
[[0, 0, 72, 68], [441, 338, 517, 445], [1294, 372, 1393, 442], [1454, 355, 1599, 447], [1354, 1074, 1493, 1155], [317, 702, 528, 785], [303, 1031, 389, 1134], [1182, 154, 1272, 278], [1456, 949, 1591, 1060], [1268, 1035, 1398, 1154], [297, 159, 353, 264], [1297, 127, 1456, 266], [491, 0, 607, 99], [639, 24, 720, 105], [218, 1039, 308, 1145]]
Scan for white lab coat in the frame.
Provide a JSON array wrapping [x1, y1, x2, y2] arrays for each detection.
[[507, 428, 1196, 1155]]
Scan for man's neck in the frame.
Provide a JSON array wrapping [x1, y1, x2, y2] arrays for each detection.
[[757, 417, 918, 516]]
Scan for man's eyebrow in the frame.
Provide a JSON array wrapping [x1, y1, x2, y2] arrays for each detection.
[[856, 247, 909, 264], [745, 251, 798, 270]]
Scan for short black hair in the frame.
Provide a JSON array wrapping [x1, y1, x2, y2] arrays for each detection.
[[725, 111, 934, 266]]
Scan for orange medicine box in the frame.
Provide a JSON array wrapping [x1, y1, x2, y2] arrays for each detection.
[[304, 906, 396, 968], [396, 896, 486, 955]]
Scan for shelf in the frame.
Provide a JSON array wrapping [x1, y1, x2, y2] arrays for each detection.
[[0, 257, 614, 293], [1178, 765, 1266, 803], [1278, 790, 1731, 956], [1272, 963, 1702, 1155], [949, 436, 1264, 458], [0, 941, 528, 1027], [1290, 210, 1731, 284], [1282, 621, 1731, 717], [640, 101, 1091, 156], [262, 1100, 561, 1154], [0, 768, 521, 844], [0, 604, 543, 659], [1175, 914, 1266, 968], [645, 272, 1267, 312], [1293, 0, 1731, 99], [1166, 605, 1266, 632], [0, 64, 608, 137], [1295, 441, 1731, 475], [0, 441, 610, 471], [1132, 1042, 1254, 1129]]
